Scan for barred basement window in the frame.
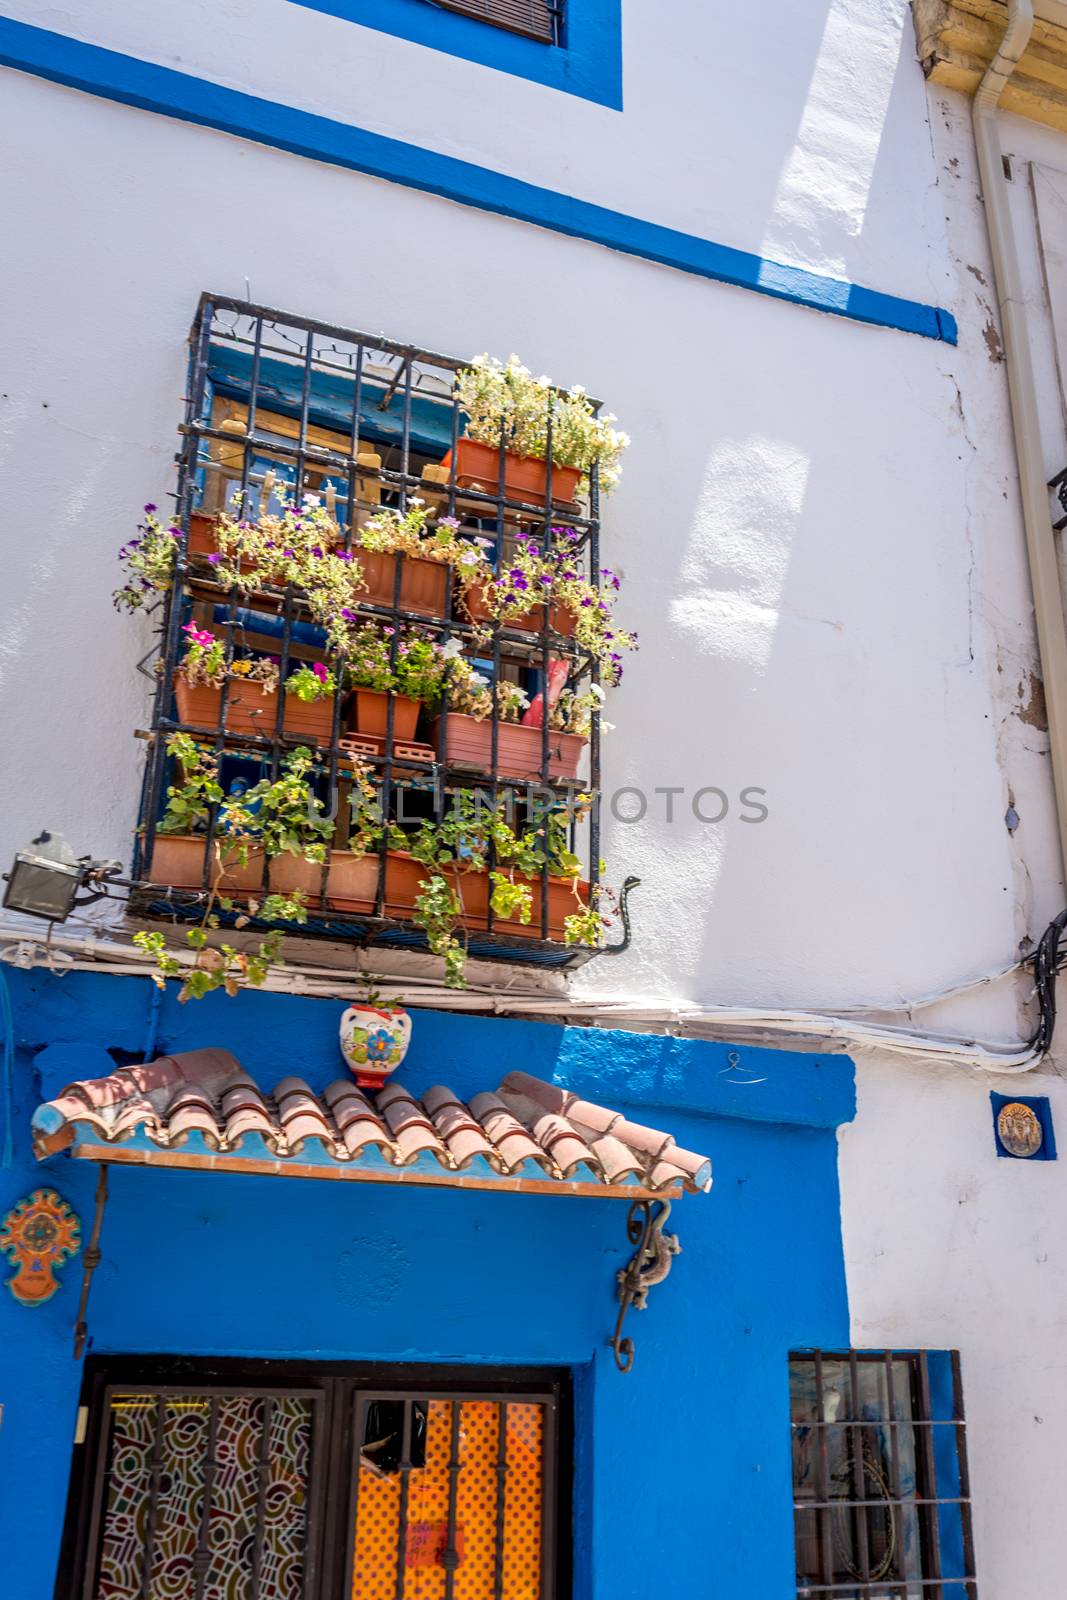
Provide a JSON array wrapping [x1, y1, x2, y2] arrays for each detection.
[[61, 1362, 566, 1599], [789, 1351, 977, 1599], [429, 0, 562, 45]]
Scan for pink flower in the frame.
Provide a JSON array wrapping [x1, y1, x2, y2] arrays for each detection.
[[312, 662, 328, 683]]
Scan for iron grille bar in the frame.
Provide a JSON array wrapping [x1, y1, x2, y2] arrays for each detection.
[[192, 1395, 219, 1599], [443, 1401, 462, 1600], [249, 1394, 275, 1600], [393, 1399, 413, 1600], [846, 1349, 872, 1586], [492, 1401, 508, 1600], [915, 1352, 943, 1599], [951, 1352, 977, 1600], [812, 1350, 835, 1591], [138, 1394, 167, 1600]]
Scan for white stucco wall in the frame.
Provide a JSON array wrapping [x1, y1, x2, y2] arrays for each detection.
[[0, 42, 1056, 1019], [4, 5, 1067, 1596], [840, 1052, 1067, 1600]]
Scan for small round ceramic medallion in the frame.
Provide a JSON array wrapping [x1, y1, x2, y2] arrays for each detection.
[[997, 1101, 1043, 1159]]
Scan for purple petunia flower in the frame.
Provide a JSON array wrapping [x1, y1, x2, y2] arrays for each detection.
[[208, 553, 221, 565], [341, 608, 356, 621], [144, 503, 157, 514], [311, 546, 324, 559], [312, 662, 328, 682]]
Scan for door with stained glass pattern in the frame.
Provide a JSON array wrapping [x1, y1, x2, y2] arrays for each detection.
[[63, 1367, 562, 1600]]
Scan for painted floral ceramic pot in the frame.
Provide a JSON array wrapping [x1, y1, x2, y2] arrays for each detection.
[[339, 1004, 412, 1089]]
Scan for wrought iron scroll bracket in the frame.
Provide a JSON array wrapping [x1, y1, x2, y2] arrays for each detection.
[[599, 876, 640, 958], [609, 1198, 680, 1373], [73, 1164, 109, 1361]]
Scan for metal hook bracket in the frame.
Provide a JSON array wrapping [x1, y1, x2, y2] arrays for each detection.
[[73, 1164, 109, 1361], [609, 1198, 681, 1373]]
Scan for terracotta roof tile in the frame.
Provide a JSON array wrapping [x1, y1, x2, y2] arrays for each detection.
[[30, 1048, 712, 1199]]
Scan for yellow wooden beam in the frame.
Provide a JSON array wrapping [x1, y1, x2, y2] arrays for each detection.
[[914, 0, 1067, 132]]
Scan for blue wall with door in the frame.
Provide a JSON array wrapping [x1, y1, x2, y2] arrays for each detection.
[[0, 967, 855, 1598]]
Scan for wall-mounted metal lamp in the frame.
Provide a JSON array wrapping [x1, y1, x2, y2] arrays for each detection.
[[2, 832, 124, 922]]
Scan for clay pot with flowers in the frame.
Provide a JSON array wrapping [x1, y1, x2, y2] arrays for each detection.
[[353, 501, 492, 616], [343, 621, 448, 741], [173, 626, 339, 745], [427, 653, 596, 782], [438, 354, 629, 509]]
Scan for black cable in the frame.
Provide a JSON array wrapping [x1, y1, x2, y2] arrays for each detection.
[[1029, 907, 1067, 1057]]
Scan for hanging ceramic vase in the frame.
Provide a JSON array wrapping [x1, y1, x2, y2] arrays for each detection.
[[339, 1004, 412, 1089]]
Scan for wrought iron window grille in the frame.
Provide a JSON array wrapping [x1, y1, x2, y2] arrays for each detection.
[[789, 1350, 977, 1599], [131, 293, 622, 973]]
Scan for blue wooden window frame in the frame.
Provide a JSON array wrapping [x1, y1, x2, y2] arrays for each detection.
[[286, 0, 623, 108]]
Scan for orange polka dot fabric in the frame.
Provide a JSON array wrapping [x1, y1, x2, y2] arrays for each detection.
[[350, 1399, 544, 1599]]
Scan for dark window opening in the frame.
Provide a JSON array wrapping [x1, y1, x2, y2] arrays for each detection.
[[58, 1358, 568, 1600], [427, 0, 563, 47], [790, 1350, 977, 1599]]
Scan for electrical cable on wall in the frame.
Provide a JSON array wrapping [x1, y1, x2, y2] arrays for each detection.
[[2, 904, 1067, 1076]]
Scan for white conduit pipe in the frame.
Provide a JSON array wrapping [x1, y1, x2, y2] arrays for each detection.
[[0, 921, 1048, 1074], [973, 1, 1067, 878]]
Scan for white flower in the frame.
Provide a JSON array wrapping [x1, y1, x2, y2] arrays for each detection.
[[458, 548, 482, 567], [470, 671, 489, 688], [600, 720, 615, 734], [589, 684, 606, 704], [302, 493, 322, 507], [440, 638, 465, 660]]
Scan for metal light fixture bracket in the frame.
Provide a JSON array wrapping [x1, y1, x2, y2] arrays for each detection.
[[609, 1197, 680, 1373]]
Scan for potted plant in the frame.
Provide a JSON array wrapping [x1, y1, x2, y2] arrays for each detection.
[[114, 504, 182, 611], [143, 734, 267, 895], [427, 656, 592, 781], [439, 355, 629, 507], [172, 628, 339, 743], [460, 528, 636, 684], [399, 795, 596, 987], [343, 622, 447, 740], [354, 501, 491, 615]]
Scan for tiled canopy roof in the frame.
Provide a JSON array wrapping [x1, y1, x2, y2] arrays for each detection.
[[32, 1050, 712, 1201]]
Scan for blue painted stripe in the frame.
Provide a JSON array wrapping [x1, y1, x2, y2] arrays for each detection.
[[0, 16, 958, 344]]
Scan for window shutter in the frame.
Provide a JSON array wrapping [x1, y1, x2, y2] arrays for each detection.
[[430, 0, 558, 45]]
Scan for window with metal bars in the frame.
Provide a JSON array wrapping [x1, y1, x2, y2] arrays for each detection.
[[59, 1360, 566, 1599], [789, 1351, 976, 1600], [426, 0, 562, 46], [129, 293, 612, 974]]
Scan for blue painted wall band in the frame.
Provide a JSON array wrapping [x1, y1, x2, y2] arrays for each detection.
[[0, 17, 957, 343]]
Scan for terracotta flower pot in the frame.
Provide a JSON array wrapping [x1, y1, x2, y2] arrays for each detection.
[[458, 580, 576, 637], [322, 847, 583, 940], [144, 833, 266, 895], [448, 863, 587, 939], [431, 713, 585, 781], [348, 689, 421, 741], [174, 677, 336, 743], [439, 439, 581, 507], [358, 548, 448, 617], [326, 850, 423, 916], [186, 511, 219, 558]]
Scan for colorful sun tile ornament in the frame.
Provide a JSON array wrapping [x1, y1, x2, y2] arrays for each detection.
[[339, 1002, 412, 1089], [0, 1187, 81, 1305]]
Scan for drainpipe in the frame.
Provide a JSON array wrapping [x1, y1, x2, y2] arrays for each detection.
[[972, 0, 1067, 881]]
